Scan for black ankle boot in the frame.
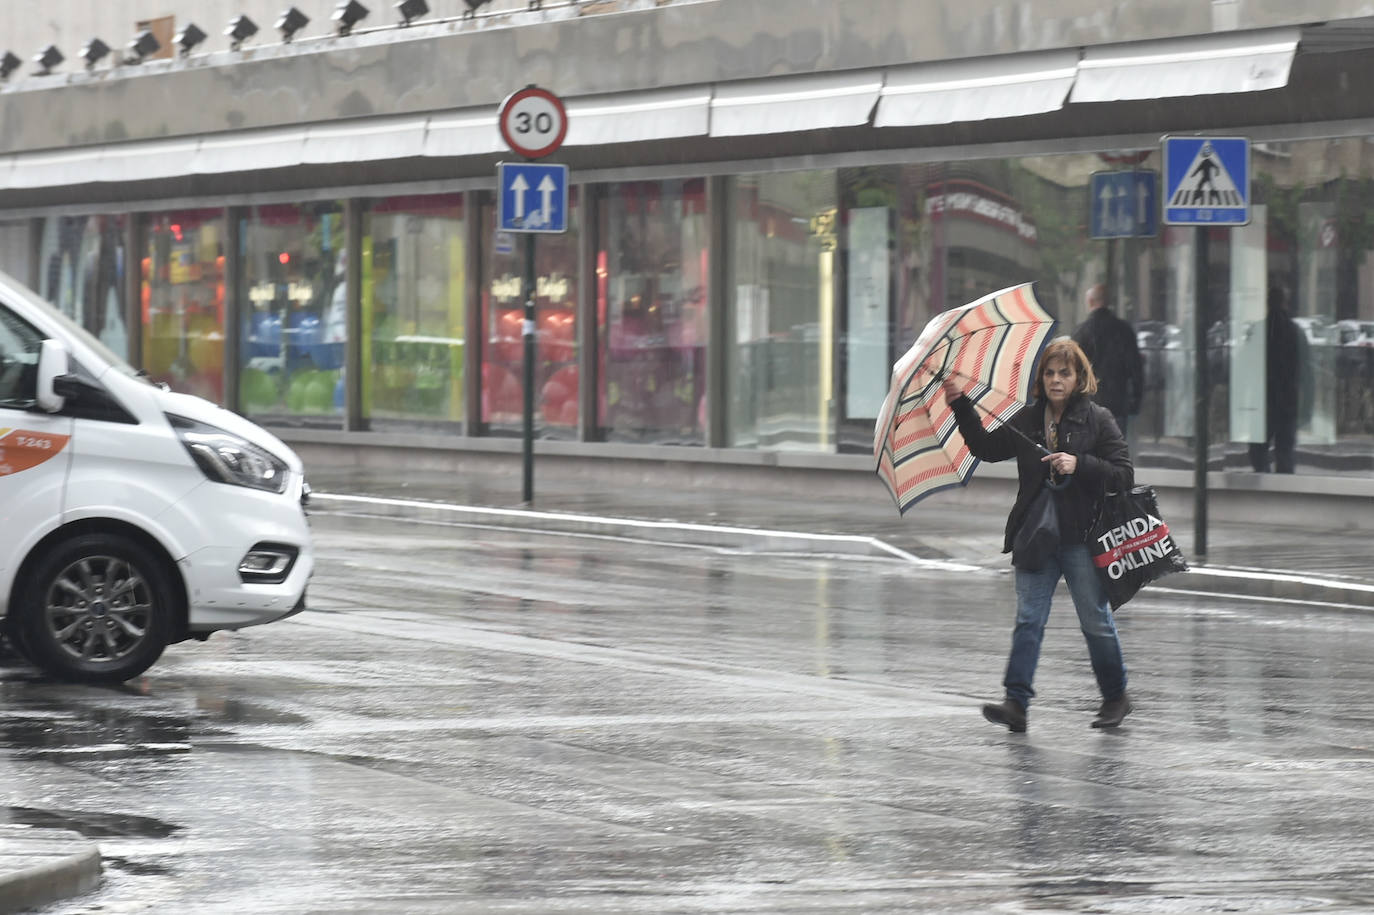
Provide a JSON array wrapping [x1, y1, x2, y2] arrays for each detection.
[[1091, 692, 1132, 728], [981, 697, 1027, 732]]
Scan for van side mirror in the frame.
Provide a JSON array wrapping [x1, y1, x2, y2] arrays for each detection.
[[36, 338, 69, 413]]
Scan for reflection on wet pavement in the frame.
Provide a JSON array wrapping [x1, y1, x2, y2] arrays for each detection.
[[3, 512, 1373, 913]]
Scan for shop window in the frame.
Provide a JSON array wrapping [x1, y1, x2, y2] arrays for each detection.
[[362, 195, 467, 430], [238, 202, 346, 426], [41, 215, 131, 361], [597, 179, 707, 445], [480, 189, 579, 438], [0, 220, 33, 287], [142, 210, 221, 401], [726, 171, 838, 451]]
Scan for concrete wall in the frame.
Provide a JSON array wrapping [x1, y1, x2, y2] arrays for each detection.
[[2, 0, 1372, 154]]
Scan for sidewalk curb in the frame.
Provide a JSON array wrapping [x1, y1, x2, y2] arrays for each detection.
[[310, 492, 1374, 608], [0, 827, 101, 914]]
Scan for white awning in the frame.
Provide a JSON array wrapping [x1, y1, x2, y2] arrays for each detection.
[[100, 138, 202, 183], [304, 116, 429, 164], [876, 49, 1078, 127], [1070, 27, 1299, 103], [7, 147, 105, 189], [193, 125, 308, 174], [423, 108, 503, 158], [565, 86, 710, 146], [710, 70, 883, 137]]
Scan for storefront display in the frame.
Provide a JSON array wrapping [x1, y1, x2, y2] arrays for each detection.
[[362, 194, 467, 430], [142, 210, 222, 402], [481, 190, 580, 437], [597, 179, 708, 445], [41, 214, 130, 361], [238, 202, 346, 425]]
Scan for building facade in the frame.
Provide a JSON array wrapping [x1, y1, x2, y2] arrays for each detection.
[[2, 0, 1373, 510]]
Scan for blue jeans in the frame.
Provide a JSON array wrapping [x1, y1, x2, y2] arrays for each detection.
[[1004, 543, 1127, 709]]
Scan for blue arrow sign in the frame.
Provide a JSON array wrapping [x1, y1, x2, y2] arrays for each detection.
[[498, 162, 569, 234], [1162, 136, 1250, 226], [1089, 170, 1158, 239]]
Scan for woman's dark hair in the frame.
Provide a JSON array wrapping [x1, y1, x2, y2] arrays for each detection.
[[1032, 336, 1099, 398]]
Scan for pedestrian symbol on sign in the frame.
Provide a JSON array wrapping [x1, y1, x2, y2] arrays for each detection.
[[1162, 136, 1250, 226], [1169, 143, 1243, 208]]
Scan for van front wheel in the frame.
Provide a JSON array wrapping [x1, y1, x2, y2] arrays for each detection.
[[19, 534, 173, 684]]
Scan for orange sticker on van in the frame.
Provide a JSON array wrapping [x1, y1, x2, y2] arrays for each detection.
[[0, 428, 71, 476]]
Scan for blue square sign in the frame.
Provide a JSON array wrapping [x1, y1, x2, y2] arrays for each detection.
[[497, 162, 568, 234], [1162, 136, 1250, 226], [1090, 170, 1158, 239]]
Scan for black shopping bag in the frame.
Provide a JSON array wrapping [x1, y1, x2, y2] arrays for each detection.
[[1011, 482, 1059, 572], [1089, 485, 1188, 609]]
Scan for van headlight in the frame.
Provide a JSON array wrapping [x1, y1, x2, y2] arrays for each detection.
[[167, 414, 289, 494]]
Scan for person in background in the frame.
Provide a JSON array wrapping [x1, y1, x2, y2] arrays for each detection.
[[1072, 283, 1144, 436], [944, 337, 1135, 733], [1249, 284, 1307, 474]]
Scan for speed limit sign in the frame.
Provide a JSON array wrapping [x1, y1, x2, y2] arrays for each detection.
[[498, 86, 568, 160]]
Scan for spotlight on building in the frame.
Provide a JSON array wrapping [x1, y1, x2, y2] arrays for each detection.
[[463, 0, 491, 18], [395, 0, 428, 26], [175, 23, 207, 56], [0, 51, 22, 80], [528, 0, 543, 9], [276, 6, 310, 43], [332, 1, 370, 36], [126, 29, 161, 63], [80, 37, 110, 69], [226, 14, 260, 50], [33, 44, 63, 75]]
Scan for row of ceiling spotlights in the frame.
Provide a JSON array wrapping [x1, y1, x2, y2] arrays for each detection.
[[0, 0, 559, 80]]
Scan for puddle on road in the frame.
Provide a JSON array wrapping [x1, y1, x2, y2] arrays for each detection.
[[2, 805, 181, 839]]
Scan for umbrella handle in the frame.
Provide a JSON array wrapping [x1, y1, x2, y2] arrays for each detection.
[[956, 390, 1052, 456]]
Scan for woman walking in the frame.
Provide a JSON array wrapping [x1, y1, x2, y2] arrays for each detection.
[[943, 336, 1134, 732]]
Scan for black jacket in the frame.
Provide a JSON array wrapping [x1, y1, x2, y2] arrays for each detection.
[[1072, 309, 1144, 418], [951, 393, 1133, 554]]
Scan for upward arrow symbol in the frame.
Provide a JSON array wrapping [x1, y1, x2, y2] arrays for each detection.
[[538, 174, 557, 225], [510, 173, 529, 219]]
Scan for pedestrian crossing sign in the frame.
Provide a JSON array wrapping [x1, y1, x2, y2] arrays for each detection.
[[1162, 136, 1250, 226]]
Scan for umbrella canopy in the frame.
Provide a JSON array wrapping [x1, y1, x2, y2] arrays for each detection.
[[874, 283, 1057, 514]]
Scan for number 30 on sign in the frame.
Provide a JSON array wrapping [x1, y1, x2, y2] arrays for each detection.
[[498, 86, 568, 160]]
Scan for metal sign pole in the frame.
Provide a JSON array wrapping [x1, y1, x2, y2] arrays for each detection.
[[522, 233, 536, 504], [497, 85, 569, 507], [1193, 226, 1209, 559]]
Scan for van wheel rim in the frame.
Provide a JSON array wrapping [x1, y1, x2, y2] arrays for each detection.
[[44, 555, 152, 663]]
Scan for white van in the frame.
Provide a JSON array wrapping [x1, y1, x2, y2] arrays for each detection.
[[0, 270, 313, 684]]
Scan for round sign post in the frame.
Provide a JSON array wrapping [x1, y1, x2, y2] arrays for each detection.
[[498, 86, 568, 504], [498, 86, 568, 160]]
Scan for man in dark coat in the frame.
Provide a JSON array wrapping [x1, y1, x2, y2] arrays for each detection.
[[1072, 283, 1144, 436], [1249, 285, 1307, 473]]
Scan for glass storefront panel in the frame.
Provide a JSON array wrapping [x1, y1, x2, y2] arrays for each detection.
[[362, 194, 467, 430], [0, 220, 33, 287], [40, 214, 131, 360], [480, 190, 580, 437], [142, 210, 222, 401], [726, 170, 837, 450], [597, 179, 708, 445], [239, 202, 346, 426]]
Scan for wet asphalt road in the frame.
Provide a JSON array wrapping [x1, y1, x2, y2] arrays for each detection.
[[5, 511, 1374, 913]]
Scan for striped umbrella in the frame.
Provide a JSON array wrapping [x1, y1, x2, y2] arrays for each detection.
[[874, 283, 1057, 514]]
